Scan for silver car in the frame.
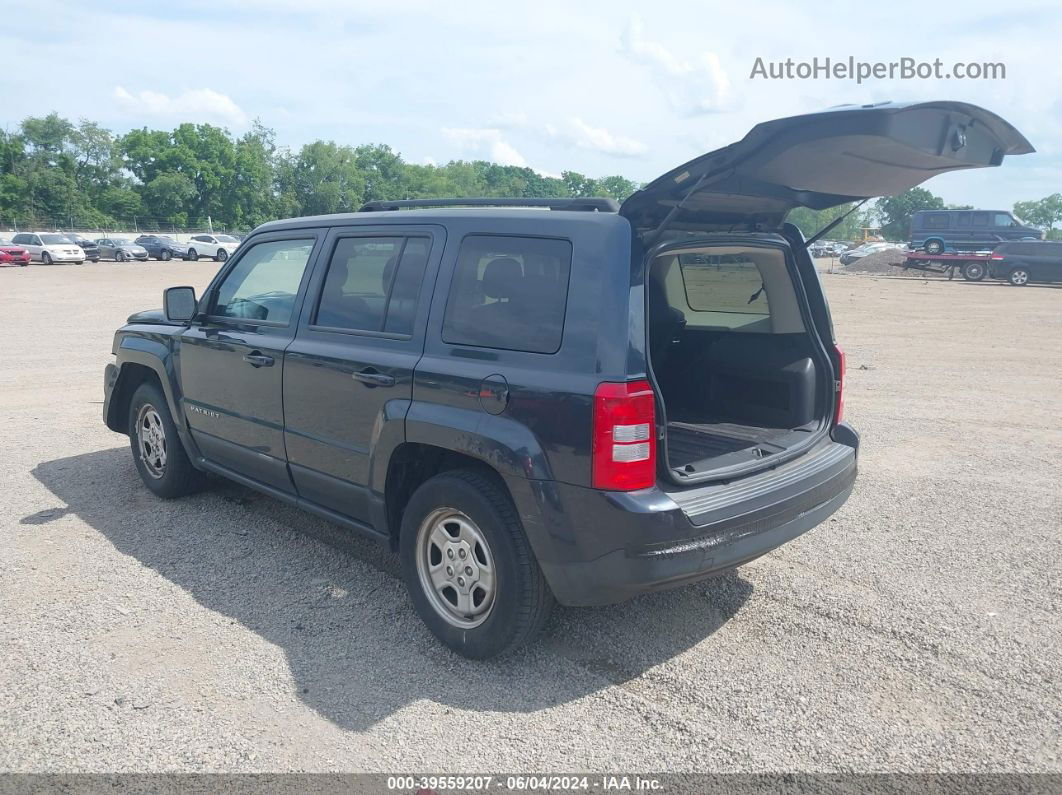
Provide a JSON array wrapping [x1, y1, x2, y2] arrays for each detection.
[[96, 238, 150, 262]]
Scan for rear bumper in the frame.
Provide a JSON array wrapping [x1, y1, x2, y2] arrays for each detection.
[[508, 426, 858, 607]]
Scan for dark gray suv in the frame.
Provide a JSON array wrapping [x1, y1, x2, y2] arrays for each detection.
[[102, 101, 1032, 658]]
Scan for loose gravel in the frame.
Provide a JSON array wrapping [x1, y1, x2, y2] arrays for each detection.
[[0, 261, 1059, 773]]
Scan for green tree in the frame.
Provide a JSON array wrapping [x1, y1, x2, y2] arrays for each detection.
[[1013, 194, 1062, 231], [877, 187, 945, 241]]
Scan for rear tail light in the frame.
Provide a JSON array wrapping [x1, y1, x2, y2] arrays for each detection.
[[833, 344, 846, 425], [592, 380, 656, 490], [990, 253, 1005, 260]]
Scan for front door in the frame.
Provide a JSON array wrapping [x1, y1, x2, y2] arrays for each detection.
[[178, 232, 323, 492], [282, 227, 440, 525]]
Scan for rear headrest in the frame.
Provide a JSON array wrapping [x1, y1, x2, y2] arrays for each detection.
[[482, 257, 522, 299]]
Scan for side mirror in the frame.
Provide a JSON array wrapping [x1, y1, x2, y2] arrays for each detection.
[[164, 286, 198, 323]]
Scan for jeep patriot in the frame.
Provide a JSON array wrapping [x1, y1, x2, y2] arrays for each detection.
[[103, 101, 1032, 657]]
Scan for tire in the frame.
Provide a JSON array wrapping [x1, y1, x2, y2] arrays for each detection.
[[400, 469, 554, 659], [127, 381, 203, 498], [215, 248, 228, 262], [962, 262, 987, 281], [187, 248, 198, 261], [160, 249, 172, 262], [924, 239, 945, 255], [116, 249, 126, 262], [1008, 267, 1030, 286], [91, 258, 99, 263], [41, 252, 52, 265]]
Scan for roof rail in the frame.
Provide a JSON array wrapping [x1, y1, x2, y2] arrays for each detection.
[[358, 197, 620, 213]]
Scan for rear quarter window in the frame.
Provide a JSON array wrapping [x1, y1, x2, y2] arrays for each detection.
[[679, 253, 770, 318], [442, 235, 572, 354]]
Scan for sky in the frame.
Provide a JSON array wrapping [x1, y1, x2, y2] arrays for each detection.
[[3, 0, 1061, 209]]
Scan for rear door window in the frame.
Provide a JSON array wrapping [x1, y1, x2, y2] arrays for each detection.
[[972, 212, 989, 227], [313, 235, 431, 335], [442, 235, 572, 354]]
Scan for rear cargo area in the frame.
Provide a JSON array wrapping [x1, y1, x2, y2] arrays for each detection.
[[647, 243, 827, 479]]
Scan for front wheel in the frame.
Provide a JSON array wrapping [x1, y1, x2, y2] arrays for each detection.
[[116, 250, 126, 262], [924, 239, 945, 255], [400, 469, 554, 659], [962, 262, 987, 281], [160, 249, 172, 261], [1008, 267, 1030, 286], [215, 248, 228, 262], [127, 382, 204, 498], [41, 252, 52, 265]]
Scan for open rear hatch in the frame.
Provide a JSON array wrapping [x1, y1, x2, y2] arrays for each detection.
[[621, 101, 1033, 484]]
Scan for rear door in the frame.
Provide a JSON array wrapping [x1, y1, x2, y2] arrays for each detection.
[[282, 225, 442, 525], [177, 231, 324, 492]]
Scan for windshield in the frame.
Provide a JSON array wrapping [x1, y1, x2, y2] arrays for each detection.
[[215, 235, 239, 243], [41, 234, 73, 244], [113, 239, 133, 245]]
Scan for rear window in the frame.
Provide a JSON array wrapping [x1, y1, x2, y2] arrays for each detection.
[[678, 253, 770, 318], [442, 235, 572, 354]]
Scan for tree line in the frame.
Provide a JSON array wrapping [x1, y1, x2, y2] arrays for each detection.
[[0, 113, 639, 232], [2, 112, 1059, 240]]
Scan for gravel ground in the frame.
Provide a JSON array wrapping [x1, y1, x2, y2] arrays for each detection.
[[0, 261, 1059, 773]]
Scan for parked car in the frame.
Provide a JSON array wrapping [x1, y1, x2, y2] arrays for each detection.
[[135, 235, 190, 261], [102, 101, 1030, 658], [839, 241, 900, 265], [0, 241, 31, 266], [910, 209, 1041, 254], [69, 235, 101, 262], [97, 237, 150, 262], [10, 232, 85, 264], [186, 233, 241, 261], [988, 240, 1062, 285]]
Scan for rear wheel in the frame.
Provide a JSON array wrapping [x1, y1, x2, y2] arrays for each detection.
[[41, 252, 52, 265], [962, 261, 987, 281], [924, 239, 945, 255], [400, 469, 553, 658], [127, 382, 203, 498], [187, 248, 198, 261], [1008, 267, 1030, 286]]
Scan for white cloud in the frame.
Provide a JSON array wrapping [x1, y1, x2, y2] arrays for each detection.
[[566, 118, 647, 157], [113, 86, 249, 127], [441, 127, 528, 167], [619, 16, 731, 115]]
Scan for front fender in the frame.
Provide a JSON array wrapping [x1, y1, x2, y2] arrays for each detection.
[[105, 334, 198, 459]]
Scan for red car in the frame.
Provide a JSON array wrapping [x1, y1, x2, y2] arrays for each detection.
[[0, 243, 31, 266]]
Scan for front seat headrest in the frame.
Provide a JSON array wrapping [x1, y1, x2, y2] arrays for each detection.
[[481, 257, 522, 300]]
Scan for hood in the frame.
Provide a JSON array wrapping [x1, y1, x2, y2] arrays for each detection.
[[126, 308, 186, 325], [620, 101, 1033, 238]]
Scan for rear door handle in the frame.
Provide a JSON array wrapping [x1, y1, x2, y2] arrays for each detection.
[[352, 369, 396, 388], [242, 352, 274, 368]]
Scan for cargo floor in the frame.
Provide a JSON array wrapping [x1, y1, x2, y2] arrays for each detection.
[[665, 420, 785, 470]]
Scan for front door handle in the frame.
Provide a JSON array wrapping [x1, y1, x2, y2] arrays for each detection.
[[352, 369, 396, 388], [242, 352, 274, 368]]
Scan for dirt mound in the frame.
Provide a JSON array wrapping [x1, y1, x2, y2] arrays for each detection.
[[844, 248, 906, 274]]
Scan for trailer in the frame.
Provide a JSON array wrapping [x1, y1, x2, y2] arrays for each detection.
[[899, 251, 996, 281]]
